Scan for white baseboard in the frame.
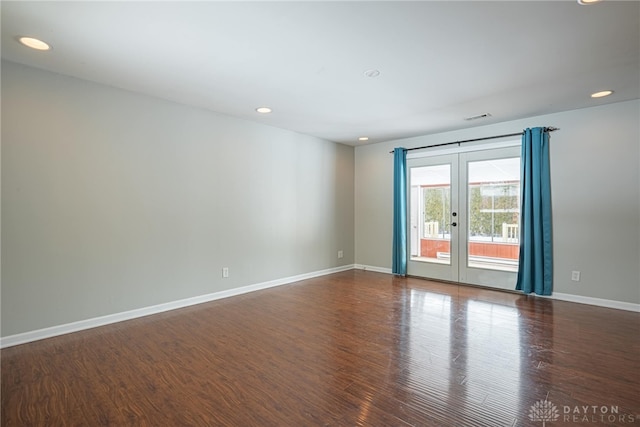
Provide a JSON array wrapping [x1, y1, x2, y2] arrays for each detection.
[[0, 264, 356, 349], [354, 264, 393, 274], [353, 264, 640, 312], [543, 292, 640, 312]]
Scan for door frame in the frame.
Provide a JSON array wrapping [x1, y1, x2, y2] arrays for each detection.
[[406, 143, 521, 290]]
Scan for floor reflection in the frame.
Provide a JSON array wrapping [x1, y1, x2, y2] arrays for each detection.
[[403, 286, 523, 425], [465, 300, 521, 417], [407, 290, 452, 398]]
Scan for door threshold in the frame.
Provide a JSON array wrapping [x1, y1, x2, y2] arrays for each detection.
[[404, 274, 521, 295]]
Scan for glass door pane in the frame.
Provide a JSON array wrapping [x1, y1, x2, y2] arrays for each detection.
[[458, 146, 520, 290], [467, 157, 520, 272], [407, 154, 458, 283], [410, 164, 451, 265]]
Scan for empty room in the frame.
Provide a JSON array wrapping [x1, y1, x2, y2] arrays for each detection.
[[1, 1, 639, 426]]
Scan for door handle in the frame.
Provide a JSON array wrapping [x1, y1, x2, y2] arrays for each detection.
[[451, 222, 457, 227]]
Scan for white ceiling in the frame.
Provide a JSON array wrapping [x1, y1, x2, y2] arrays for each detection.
[[2, 1, 638, 146]]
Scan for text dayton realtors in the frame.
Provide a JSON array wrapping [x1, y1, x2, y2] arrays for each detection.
[[562, 405, 636, 424]]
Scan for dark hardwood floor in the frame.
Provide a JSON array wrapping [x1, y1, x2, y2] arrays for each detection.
[[2, 270, 639, 426]]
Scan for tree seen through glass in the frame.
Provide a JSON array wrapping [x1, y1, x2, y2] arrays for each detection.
[[422, 183, 519, 241], [423, 186, 450, 238]]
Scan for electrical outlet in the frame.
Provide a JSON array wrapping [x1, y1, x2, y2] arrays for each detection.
[[338, 250, 344, 259], [571, 271, 580, 281], [222, 267, 229, 278]]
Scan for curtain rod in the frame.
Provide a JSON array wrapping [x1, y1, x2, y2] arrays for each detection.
[[389, 126, 559, 153]]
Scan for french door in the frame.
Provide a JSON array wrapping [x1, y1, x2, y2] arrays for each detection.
[[407, 146, 521, 290]]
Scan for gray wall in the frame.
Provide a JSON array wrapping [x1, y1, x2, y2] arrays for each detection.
[[1, 61, 355, 336], [356, 100, 640, 304], [2, 59, 638, 339]]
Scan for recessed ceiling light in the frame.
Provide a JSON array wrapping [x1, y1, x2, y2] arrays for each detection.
[[255, 107, 272, 114], [591, 90, 613, 98], [577, 0, 601, 4], [363, 69, 381, 78], [358, 137, 369, 141], [17, 36, 51, 51]]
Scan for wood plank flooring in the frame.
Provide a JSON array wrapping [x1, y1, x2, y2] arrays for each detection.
[[2, 270, 639, 426]]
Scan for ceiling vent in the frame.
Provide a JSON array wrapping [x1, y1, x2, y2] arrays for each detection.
[[464, 113, 492, 121]]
